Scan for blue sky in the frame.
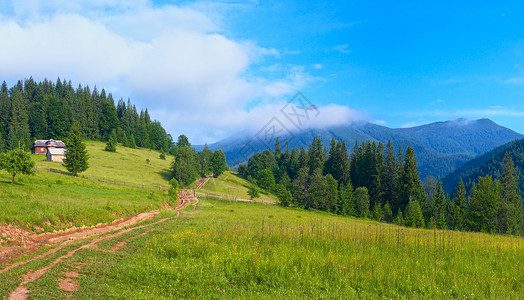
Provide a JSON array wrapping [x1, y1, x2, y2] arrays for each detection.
[[1, 1, 523, 143]]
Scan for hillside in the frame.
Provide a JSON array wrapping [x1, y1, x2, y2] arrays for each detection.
[[34, 140, 173, 188], [0, 78, 172, 154], [199, 118, 523, 179], [1, 198, 522, 298], [198, 171, 278, 204], [1, 142, 174, 235], [442, 139, 524, 196]]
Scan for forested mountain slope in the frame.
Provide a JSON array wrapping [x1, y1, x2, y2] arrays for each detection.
[[0, 77, 172, 152], [201, 118, 523, 179], [442, 139, 524, 197]]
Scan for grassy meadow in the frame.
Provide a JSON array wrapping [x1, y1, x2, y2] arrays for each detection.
[[8, 198, 521, 299], [199, 171, 278, 204], [33, 141, 173, 188], [0, 142, 175, 234]]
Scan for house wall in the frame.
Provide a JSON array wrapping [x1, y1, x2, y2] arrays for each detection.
[[52, 155, 65, 162], [32, 147, 47, 154]]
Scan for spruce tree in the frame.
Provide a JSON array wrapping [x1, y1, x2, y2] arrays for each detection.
[[63, 127, 89, 176], [498, 153, 523, 235], [405, 200, 424, 228], [105, 129, 118, 152], [355, 186, 370, 218], [452, 178, 466, 230], [466, 176, 500, 233], [338, 181, 356, 216], [211, 150, 228, 177]]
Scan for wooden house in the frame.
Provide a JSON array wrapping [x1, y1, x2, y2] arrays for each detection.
[[47, 148, 66, 162], [31, 139, 66, 154]]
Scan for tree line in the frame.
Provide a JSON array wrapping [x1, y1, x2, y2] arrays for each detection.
[[238, 137, 524, 235], [0, 77, 172, 153], [170, 135, 228, 187]]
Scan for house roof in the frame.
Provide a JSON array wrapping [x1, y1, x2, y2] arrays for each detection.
[[32, 139, 66, 148], [48, 148, 66, 155]]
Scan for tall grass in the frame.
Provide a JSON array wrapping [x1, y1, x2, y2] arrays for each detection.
[[75, 199, 523, 299]]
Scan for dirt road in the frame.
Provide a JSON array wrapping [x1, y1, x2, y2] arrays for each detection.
[[1, 180, 206, 300]]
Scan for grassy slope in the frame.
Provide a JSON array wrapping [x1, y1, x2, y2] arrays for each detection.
[[9, 200, 522, 299], [0, 142, 174, 233], [199, 171, 278, 204], [34, 141, 173, 187]]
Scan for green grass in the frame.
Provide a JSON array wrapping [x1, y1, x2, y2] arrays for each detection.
[[200, 171, 278, 204], [11, 200, 522, 299], [0, 171, 173, 233], [33, 141, 173, 188], [1, 142, 177, 234]]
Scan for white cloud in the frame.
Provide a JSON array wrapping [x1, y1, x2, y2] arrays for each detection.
[[0, 1, 363, 144], [401, 121, 418, 128], [333, 44, 351, 54], [313, 64, 324, 69], [372, 120, 388, 125]]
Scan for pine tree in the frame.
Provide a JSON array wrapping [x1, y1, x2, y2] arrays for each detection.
[[274, 138, 282, 158], [105, 129, 118, 152], [292, 167, 310, 208], [277, 184, 292, 207], [338, 181, 356, 216], [399, 146, 425, 212], [382, 141, 400, 212], [452, 178, 466, 230], [63, 127, 89, 176], [466, 176, 500, 233], [405, 200, 424, 228], [498, 153, 523, 235], [355, 186, 370, 218]]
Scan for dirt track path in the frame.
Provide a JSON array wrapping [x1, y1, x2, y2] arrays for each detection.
[[2, 178, 208, 300]]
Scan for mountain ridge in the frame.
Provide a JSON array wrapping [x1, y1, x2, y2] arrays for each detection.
[[197, 118, 523, 180]]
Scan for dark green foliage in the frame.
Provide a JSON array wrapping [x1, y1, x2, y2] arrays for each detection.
[[0, 150, 35, 184], [172, 145, 199, 187], [405, 200, 424, 228], [0, 78, 172, 153], [211, 150, 228, 177], [443, 139, 524, 198], [63, 127, 89, 176], [355, 187, 370, 218], [498, 154, 523, 234], [168, 178, 179, 200], [399, 146, 425, 212], [105, 130, 118, 152], [247, 184, 260, 200], [466, 176, 500, 233], [257, 168, 276, 192], [337, 181, 355, 216], [176, 135, 190, 147], [277, 184, 292, 207]]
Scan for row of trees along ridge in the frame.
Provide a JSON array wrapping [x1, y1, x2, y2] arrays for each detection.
[[0, 77, 173, 153], [238, 137, 524, 235]]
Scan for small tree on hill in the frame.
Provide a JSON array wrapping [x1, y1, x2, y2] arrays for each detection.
[[0, 150, 35, 184], [248, 184, 260, 200], [105, 129, 118, 152], [63, 127, 89, 176], [169, 178, 179, 200]]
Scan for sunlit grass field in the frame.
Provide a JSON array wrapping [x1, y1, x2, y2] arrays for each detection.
[[1, 142, 175, 234], [0, 171, 173, 234], [21, 198, 521, 299], [33, 141, 173, 188], [199, 171, 278, 203]]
